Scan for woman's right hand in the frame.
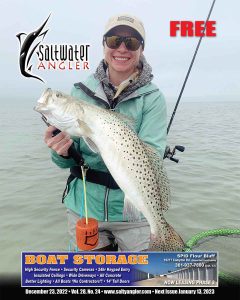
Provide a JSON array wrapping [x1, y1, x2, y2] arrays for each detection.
[[44, 126, 73, 156]]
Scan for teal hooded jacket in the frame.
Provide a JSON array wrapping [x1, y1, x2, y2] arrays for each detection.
[[51, 74, 167, 222]]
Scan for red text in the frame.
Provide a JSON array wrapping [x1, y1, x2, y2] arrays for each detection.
[[170, 21, 216, 37]]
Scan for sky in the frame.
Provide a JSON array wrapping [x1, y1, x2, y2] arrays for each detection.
[[0, 0, 239, 103]]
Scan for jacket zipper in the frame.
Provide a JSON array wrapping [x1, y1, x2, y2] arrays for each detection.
[[104, 187, 110, 221]]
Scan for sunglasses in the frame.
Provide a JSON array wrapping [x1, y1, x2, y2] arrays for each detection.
[[104, 35, 143, 51]]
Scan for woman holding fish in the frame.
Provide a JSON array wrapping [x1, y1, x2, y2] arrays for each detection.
[[43, 14, 184, 251]]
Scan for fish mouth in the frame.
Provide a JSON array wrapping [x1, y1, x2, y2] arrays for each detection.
[[33, 103, 49, 113]]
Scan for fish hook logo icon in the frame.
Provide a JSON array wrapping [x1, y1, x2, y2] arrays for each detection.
[[16, 14, 51, 83]]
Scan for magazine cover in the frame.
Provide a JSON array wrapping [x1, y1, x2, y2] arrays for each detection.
[[1, 0, 239, 298]]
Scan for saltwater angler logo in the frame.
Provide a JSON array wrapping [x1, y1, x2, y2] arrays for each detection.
[[16, 15, 90, 83]]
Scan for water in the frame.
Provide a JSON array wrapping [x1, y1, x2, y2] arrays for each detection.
[[0, 99, 239, 277]]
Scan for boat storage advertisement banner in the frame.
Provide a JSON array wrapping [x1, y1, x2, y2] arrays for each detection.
[[22, 252, 218, 287]]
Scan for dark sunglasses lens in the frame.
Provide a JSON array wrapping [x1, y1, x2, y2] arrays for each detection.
[[105, 36, 121, 49], [124, 37, 141, 51], [105, 36, 142, 51]]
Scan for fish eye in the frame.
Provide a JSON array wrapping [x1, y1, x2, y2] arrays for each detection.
[[56, 93, 61, 97]]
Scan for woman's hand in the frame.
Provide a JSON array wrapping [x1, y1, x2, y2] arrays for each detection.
[[44, 126, 73, 156]]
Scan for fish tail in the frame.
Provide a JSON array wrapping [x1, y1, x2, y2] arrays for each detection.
[[148, 223, 185, 251]]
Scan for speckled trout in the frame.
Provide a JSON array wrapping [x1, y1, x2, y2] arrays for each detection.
[[34, 88, 185, 251]]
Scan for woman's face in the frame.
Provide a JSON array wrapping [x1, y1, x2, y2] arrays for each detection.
[[104, 26, 143, 76]]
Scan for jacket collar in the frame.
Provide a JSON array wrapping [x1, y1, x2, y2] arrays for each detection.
[[75, 74, 159, 105], [94, 75, 158, 99]]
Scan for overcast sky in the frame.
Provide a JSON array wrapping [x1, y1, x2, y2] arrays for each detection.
[[0, 0, 239, 103]]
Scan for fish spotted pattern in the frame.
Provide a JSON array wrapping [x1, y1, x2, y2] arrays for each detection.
[[34, 88, 185, 251]]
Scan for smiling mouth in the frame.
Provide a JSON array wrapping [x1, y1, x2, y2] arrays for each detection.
[[113, 56, 130, 61]]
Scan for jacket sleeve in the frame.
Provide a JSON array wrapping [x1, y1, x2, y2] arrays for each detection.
[[50, 87, 80, 169], [138, 91, 167, 158]]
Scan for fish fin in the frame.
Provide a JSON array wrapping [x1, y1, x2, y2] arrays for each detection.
[[74, 119, 94, 140], [76, 119, 91, 133], [83, 137, 99, 153], [123, 196, 142, 222], [142, 142, 171, 212], [148, 224, 185, 251], [76, 116, 98, 153]]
